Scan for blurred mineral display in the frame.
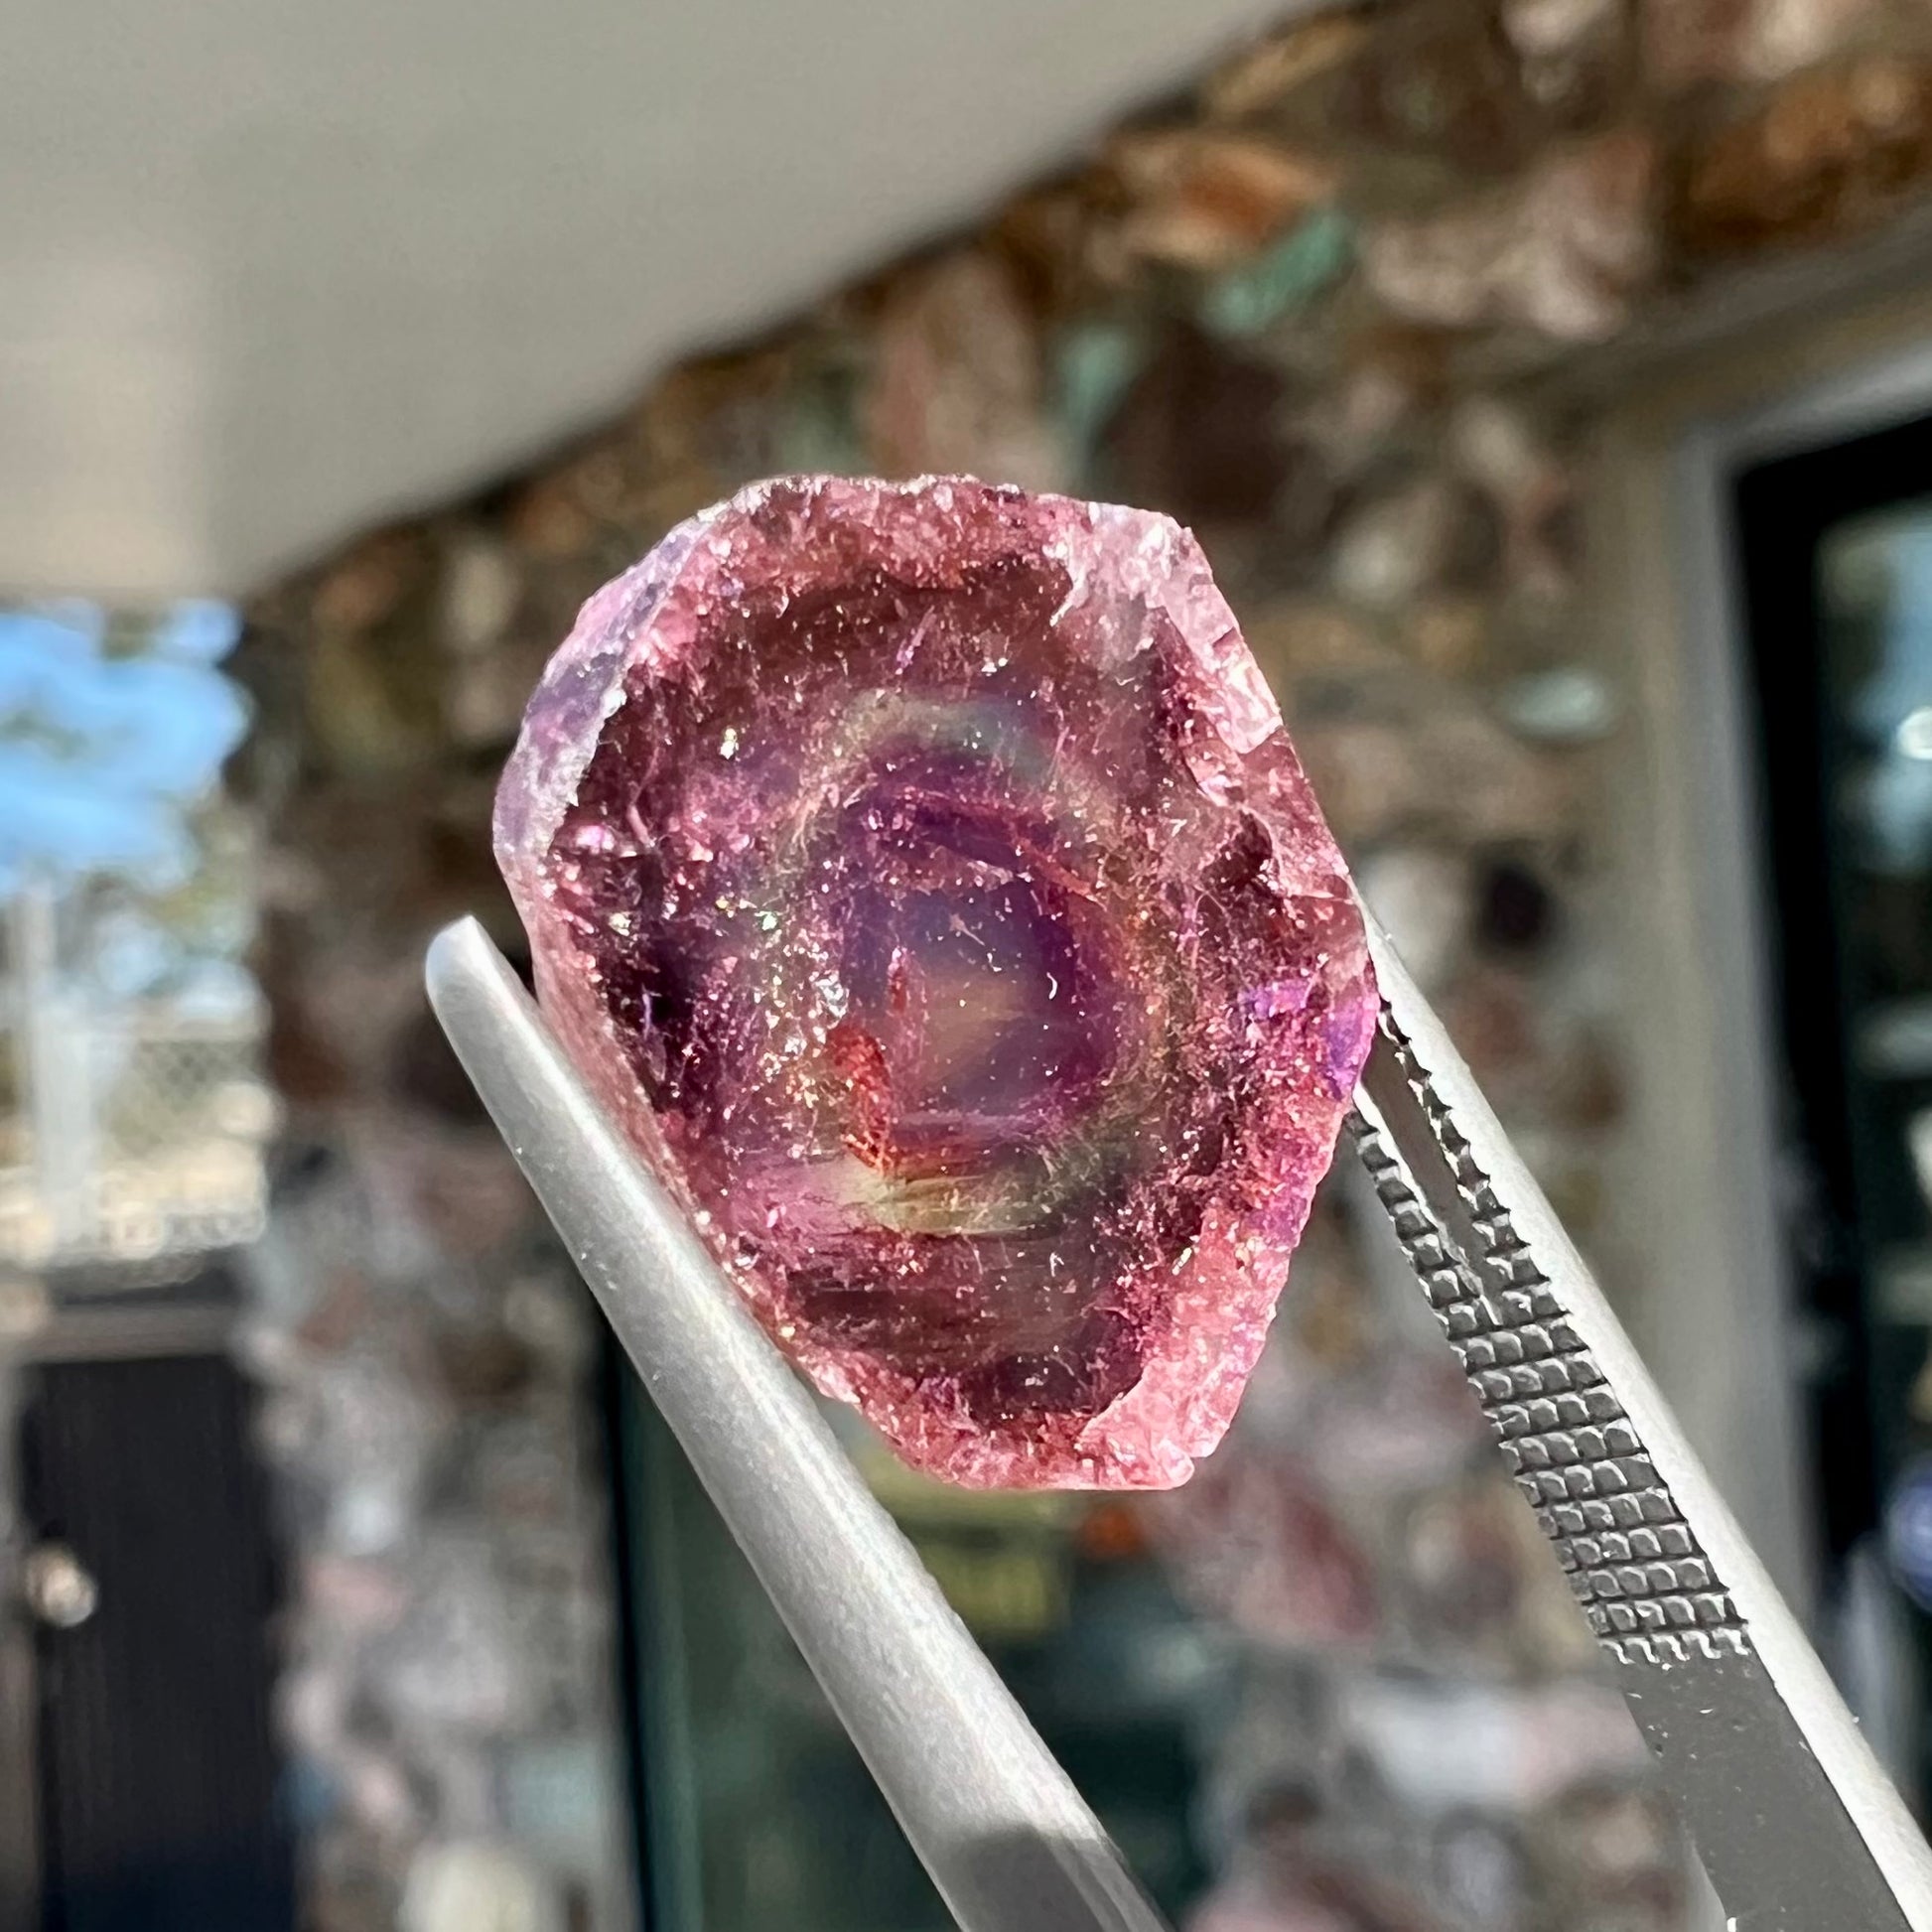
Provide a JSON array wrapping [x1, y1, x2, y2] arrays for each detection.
[[225, 0, 1932, 1922], [1101, 129, 1338, 272], [1361, 129, 1656, 340], [1199, 13, 1369, 121], [1501, 0, 1629, 112], [865, 255, 1064, 487], [1643, 0, 1879, 89], [1678, 55, 1932, 254]]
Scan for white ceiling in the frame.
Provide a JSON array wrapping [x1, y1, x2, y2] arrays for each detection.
[[3, 0, 1294, 601]]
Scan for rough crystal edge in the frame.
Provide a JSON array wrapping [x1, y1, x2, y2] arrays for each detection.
[[494, 474, 1373, 1488]]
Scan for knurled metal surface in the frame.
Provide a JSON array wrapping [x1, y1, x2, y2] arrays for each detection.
[[1349, 1003, 1747, 1667]]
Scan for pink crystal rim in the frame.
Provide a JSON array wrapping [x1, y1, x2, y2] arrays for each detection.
[[495, 475, 1376, 1488]]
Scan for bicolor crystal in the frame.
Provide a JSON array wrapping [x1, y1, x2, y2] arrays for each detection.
[[495, 477, 1376, 1487]]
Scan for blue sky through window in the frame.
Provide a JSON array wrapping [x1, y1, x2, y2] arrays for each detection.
[[0, 600, 249, 896]]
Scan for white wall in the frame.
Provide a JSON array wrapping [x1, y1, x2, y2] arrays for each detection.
[[2, 0, 1295, 600]]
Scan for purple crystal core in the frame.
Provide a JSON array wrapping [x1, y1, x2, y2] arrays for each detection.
[[495, 476, 1375, 1487]]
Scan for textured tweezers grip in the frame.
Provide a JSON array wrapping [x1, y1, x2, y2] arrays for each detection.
[[1350, 1007, 1744, 1667], [1348, 919, 1932, 1932]]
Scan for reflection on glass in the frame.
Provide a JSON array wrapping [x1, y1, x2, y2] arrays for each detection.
[[1821, 514, 1932, 1338], [1830, 522, 1932, 878], [1816, 511, 1932, 1749]]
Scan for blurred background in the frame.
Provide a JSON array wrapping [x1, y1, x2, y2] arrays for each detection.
[[10, 0, 1932, 1927]]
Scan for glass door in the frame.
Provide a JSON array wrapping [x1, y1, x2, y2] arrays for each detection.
[[614, 1384, 1211, 1932], [1734, 413, 1932, 1804], [609, 1189, 1696, 1932]]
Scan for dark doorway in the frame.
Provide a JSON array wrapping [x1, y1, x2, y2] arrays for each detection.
[[19, 1352, 293, 1932], [1734, 411, 1932, 1803]]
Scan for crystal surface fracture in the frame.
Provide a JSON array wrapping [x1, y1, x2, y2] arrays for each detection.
[[495, 476, 1376, 1487]]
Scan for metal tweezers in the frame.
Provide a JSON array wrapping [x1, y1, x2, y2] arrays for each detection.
[[428, 911, 1932, 1932]]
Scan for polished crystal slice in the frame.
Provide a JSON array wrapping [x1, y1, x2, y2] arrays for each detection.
[[495, 476, 1375, 1487]]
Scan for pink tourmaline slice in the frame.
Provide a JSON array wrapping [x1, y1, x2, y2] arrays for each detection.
[[495, 476, 1376, 1488]]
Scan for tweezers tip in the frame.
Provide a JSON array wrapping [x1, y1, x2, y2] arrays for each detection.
[[424, 914, 498, 1016]]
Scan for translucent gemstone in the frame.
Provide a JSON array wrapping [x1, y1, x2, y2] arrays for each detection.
[[495, 476, 1376, 1488]]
